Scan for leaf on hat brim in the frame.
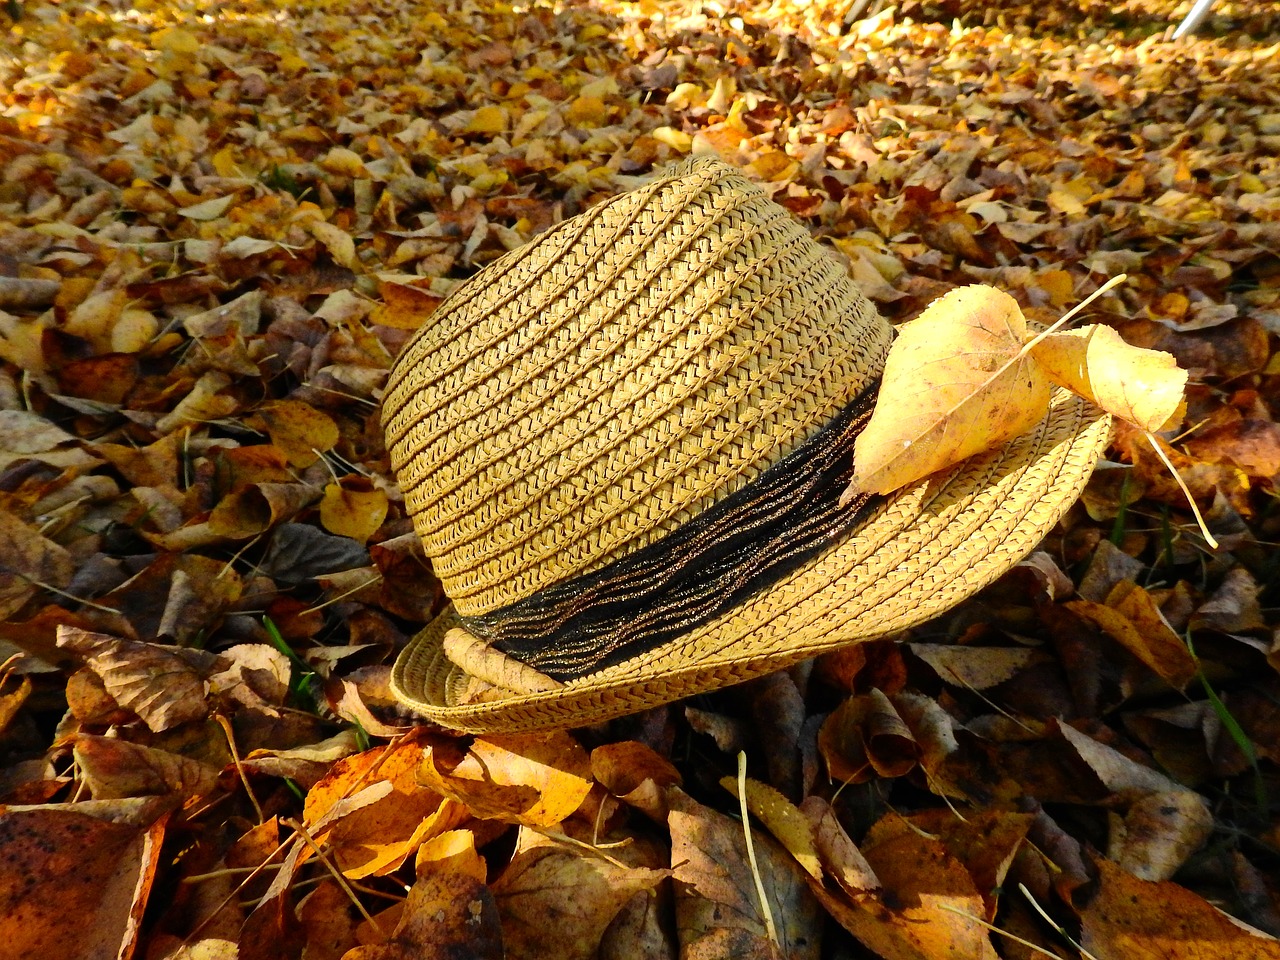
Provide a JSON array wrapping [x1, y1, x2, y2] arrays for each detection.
[[1028, 323, 1187, 431], [844, 285, 1051, 500], [843, 283, 1188, 500]]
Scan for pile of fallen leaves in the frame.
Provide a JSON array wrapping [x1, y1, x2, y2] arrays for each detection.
[[2, 0, 1280, 957]]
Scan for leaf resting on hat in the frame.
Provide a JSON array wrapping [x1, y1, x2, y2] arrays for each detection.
[[843, 284, 1187, 500]]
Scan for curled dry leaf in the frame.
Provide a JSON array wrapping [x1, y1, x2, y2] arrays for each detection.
[[818, 688, 920, 784], [55, 626, 216, 732], [1029, 323, 1187, 431]]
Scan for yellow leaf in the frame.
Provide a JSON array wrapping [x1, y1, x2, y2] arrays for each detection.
[[1028, 324, 1186, 431], [566, 94, 607, 127], [651, 126, 692, 152], [719, 775, 823, 881], [318, 147, 368, 178], [320, 481, 388, 544], [153, 27, 200, 55], [465, 105, 507, 135], [845, 285, 1050, 499], [253, 400, 339, 467], [65, 289, 128, 348], [110, 309, 158, 353], [307, 220, 359, 271], [177, 195, 234, 221]]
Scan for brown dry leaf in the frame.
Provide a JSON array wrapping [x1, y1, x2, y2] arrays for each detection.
[[896, 808, 1034, 918], [909, 643, 1043, 690], [241, 730, 363, 789], [1191, 567, 1266, 635], [1107, 790, 1214, 882], [845, 285, 1050, 498], [1067, 581, 1198, 691], [668, 788, 822, 960], [0, 511, 75, 620], [820, 812, 1000, 960], [591, 741, 682, 821], [370, 281, 443, 330], [252, 400, 340, 468], [304, 736, 463, 878], [798, 797, 881, 897], [320, 478, 390, 544], [341, 846, 503, 960], [0, 410, 100, 472], [1029, 323, 1187, 431], [818, 689, 919, 784], [418, 731, 593, 827], [297, 881, 361, 960], [0, 800, 168, 960], [74, 734, 222, 801], [1054, 720, 1186, 800], [491, 829, 669, 960], [55, 626, 216, 732], [1079, 857, 1280, 959]]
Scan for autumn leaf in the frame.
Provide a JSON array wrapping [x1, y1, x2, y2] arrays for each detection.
[[0, 801, 169, 960], [1029, 323, 1187, 431], [845, 285, 1050, 499]]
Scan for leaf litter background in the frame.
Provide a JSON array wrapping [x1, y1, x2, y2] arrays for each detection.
[[2, 0, 1280, 957]]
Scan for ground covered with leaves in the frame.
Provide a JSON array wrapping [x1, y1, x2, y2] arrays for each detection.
[[2, 0, 1280, 957]]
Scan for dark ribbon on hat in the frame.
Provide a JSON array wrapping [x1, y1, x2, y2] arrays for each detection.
[[456, 387, 881, 681]]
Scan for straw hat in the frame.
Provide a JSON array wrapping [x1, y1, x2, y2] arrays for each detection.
[[382, 156, 1110, 733]]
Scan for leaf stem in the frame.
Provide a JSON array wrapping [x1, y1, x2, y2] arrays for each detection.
[[1143, 431, 1218, 549], [737, 752, 780, 949]]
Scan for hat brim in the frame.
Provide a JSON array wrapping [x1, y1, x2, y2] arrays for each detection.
[[391, 390, 1110, 733]]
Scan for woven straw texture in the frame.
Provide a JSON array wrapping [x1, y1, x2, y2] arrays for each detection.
[[382, 156, 1112, 733], [383, 156, 888, 616]]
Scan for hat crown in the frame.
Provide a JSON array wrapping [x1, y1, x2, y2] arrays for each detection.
[[382, 157, 890, 617]]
